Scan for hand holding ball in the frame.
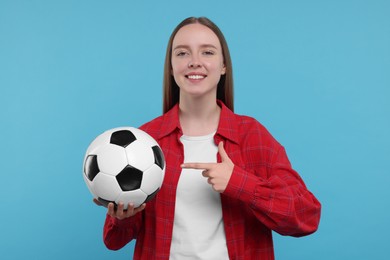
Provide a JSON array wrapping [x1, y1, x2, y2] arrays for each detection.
[[83, 127, 165, 209]]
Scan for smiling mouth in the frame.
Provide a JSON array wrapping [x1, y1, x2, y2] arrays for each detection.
[[186, 75, 206, 80]]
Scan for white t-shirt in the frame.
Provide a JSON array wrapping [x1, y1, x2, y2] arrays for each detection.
[[170, 132, 229, 260]]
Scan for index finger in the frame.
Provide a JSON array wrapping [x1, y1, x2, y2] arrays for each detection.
[[181, 162, 214, 170]]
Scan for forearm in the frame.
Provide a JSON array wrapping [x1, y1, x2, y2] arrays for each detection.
[[103, 214, 140, 250], [224, 165, 321, 236]]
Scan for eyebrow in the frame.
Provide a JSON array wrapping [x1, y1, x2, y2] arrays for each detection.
[[173, 44, 218, 51]]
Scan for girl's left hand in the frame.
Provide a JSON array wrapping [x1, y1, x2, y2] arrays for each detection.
[[181, 142, 234, 193]]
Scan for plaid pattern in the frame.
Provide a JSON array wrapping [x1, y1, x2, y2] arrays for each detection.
[[103, 101, 321, 260]]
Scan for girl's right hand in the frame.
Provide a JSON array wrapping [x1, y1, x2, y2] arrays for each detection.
[[93, 198, 146, 220]]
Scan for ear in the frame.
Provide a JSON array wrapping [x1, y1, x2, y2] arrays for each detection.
[[221, 64, 226, 75]]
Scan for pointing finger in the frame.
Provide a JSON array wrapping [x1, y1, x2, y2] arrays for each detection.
[[181, 162, 214, 170]]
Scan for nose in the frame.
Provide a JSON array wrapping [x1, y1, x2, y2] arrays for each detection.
[[188, 56, 202, 68]]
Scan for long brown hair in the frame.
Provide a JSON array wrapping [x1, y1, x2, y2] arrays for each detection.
[[162, 17, 234, 113]]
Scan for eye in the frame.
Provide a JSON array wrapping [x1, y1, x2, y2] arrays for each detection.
[[202, 50, 215, 55], [175, 50, 189, 57]]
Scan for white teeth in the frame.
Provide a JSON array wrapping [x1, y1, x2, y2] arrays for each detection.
[[187, 75, 205, 80]]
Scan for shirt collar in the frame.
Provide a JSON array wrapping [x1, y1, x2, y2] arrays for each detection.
[[158, 100, 239, 144], [216, 100, 240, 144]]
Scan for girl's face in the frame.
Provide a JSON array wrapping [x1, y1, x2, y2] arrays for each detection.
[[171, 23, 226, 99]]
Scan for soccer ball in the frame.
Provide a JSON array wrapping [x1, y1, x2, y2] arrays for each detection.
[[83, 127, 165, 209]]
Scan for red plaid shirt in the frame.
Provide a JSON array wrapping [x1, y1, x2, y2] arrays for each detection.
[[103, 101, 321, 260]]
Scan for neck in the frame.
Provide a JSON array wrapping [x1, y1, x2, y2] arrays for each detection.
[[179, 96, 221, 136]]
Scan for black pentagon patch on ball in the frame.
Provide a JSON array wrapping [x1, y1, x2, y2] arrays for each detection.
[[110, 130, 137, 148], [144, 188, 160, 204], [116, 165, 143, 191], [152, 145, 165, 170], [84, 155, 99, 181]]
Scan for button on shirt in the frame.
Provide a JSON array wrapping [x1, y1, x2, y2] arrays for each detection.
[[103, 101, 321, 260]]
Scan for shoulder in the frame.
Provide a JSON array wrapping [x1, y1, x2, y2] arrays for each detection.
[[138, 115, 165, 140], [232, 113, 267, 135], [234, 113, 265, 130], [233, 113, 281, 148], [138, 103, 179, 141]]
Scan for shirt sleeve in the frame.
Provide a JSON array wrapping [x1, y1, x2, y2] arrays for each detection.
[[103, 212, 143, 250], [223, 125, 321, 237]]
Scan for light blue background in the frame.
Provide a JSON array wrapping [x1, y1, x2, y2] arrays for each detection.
[[1, 0, 389, 259]]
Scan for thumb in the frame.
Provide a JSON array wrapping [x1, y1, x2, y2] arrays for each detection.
[[218, 141, 229, 161]]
